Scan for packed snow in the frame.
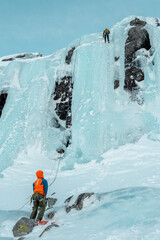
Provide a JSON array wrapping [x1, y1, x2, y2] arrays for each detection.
[[1, 16, 160, 239]]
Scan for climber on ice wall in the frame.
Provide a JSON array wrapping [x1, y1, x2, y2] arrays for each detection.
[[103, 28, 110, 43]]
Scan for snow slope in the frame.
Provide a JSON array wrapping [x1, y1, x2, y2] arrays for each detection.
[[1, 16, 160, 239]]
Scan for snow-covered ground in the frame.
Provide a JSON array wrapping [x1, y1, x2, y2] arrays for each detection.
[[1, 136, 160, 240], [1, 16, 160, 239]]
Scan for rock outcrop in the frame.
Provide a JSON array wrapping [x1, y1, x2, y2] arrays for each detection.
[[12, 217, 35, 237], [2, 53, 43, 62], [114, 56, 120, 89], [47, 192, 95, 219], [52, 47, 76, 153], [53, 47, 76, 129], [39, 223, 59, 238], [47, 211, 56, 219], [124, 17, 151, 91], [65, 192, 94, 213], [46, 197, 57, 210], [0, 91, 8, 117], [65, 47, 75, 64], [54, 75, 73, 127], [114, 80, 119, 89]]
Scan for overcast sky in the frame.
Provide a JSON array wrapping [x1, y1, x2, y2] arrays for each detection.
[[0, 0, 160, 57]]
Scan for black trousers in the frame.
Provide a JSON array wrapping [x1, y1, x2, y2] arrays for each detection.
[[104, 33, 109, 43]]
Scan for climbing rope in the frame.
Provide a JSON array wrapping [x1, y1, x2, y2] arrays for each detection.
[[17, 199, 31, 211]]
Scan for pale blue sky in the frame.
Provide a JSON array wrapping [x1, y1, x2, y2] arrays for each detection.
[[0, 0, 160, 57]]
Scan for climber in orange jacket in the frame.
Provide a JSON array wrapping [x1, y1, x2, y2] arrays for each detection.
[[30, 170, 48, 222]]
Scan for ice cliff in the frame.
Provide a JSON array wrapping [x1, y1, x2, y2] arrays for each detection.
[[1, 15, 160, 240], [0, 16, 160, 173]]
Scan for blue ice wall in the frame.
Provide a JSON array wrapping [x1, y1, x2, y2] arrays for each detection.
[[0, 16, 160, 172], [0, 51, 67, 172], [64, 16, 160, 168]]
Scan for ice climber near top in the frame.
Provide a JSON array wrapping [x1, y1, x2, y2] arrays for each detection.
[[30, 170, 48, 222], [103, 28, 110, 43]]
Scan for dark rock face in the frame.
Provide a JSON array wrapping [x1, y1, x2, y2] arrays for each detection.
[[125, 27, 151, 65], [114, 56, 120, 89], [0, 92, 8, 117], [65, 47, 75, 64], [12, 217, 35, 237], [125, 18, 151, 91], [124, 67, 144, 90], [46, 197, 57, 210], [66, 192, 94, 213], [47, 211, 56, 219], [52, 117, 62, 129], [46, 198, 57, 219], [52, 47, 76, 153], [64, 195, 74, 204], [130, 17, 146, 27], [156, 18, 160, 27], [115, 56, 120, 62], [54, 76, 73, 128], [39, 223, 59, 238], [53, 47, 75, 133], [114, 80, 119, 89]]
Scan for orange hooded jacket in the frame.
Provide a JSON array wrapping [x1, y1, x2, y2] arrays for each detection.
[[33, 170, 48, 196]]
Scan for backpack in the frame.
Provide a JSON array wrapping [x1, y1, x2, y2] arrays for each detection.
[[103, 29, 110, 35]]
